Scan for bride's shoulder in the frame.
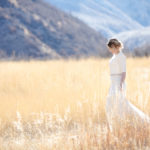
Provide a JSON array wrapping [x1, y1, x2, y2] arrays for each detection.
[[117, 52, 126, 63], [120, 51, 126, 59], [109, 55, 115, 61]]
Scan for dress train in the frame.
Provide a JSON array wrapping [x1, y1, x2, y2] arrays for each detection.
[[105, 75, 150, 132]]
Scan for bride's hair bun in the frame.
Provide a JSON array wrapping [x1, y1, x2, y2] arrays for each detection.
[[107, 38, 124, 50]]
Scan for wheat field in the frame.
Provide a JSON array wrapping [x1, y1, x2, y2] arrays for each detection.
[[0, 56, 150, 149]]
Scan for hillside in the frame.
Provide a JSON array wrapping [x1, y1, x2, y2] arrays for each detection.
[[108, 0, 150, 26], [0, 0, 109, 60], [112, 27, 150, 56], [46, 0, 143, 37], [46, 0, 150, 56]]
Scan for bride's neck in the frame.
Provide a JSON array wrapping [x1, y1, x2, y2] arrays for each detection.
[[114, 50, 120, 55]]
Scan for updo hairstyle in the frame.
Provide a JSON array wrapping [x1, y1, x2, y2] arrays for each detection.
[[107, 38, 124, 50]]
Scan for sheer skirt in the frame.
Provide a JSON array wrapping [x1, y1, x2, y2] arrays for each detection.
[[105, 75, 150, 132]]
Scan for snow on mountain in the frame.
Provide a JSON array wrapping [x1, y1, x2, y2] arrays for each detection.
[[112, 27, 150, 50], [108, 0, 150, 26], [44, 0, 150, 55], [45, 0, 143, 37]]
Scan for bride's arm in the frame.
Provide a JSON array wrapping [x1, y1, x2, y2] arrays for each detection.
[[118, 55, 126, 90], [120, 72, 126, 89]]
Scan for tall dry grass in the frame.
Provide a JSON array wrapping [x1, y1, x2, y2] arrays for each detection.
[[0, 56, 150, 149]]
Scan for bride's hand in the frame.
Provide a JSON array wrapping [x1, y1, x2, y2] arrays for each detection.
[[120, 83, 122, 91]]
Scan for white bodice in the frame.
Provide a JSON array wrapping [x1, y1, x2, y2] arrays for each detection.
[[109, 51, 126, 75]]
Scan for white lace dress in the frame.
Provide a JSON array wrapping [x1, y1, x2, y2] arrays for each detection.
[[105, 51, 150, 131]]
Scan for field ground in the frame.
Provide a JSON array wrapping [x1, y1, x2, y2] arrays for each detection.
[[0, 56, 150, 149]]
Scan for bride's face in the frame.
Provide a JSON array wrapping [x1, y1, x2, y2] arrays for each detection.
[[107, 46, 120, 54]]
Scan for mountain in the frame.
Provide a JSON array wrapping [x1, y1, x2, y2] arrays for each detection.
[[113, 27, 150, 49], [0, 0, 109, 60], [134, 44, 150, 57], [45, 0, 144, 37], [112, 27, 150, 56], [108, 0, 150, 27], [45, 0, 150, 56]]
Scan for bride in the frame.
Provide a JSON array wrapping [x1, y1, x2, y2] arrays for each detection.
[[105, 38, 150, 132]]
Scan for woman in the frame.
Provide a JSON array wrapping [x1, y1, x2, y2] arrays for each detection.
[[105, 38, 150, 132]]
